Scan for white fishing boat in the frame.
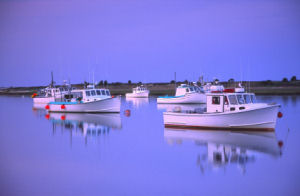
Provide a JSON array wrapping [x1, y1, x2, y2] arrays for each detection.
[[46, 84, 121, 113], [163, 87, 282, 131], [125, 85, 149, 98], [202, 82, 225, 93], [32, 73, 73, 104], [157, 84, 206, 104]]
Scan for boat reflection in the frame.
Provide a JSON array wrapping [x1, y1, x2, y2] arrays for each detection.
[[33, 103, 47, 110], [126, 97, 149, 108], [164, 128, 282, 174], [157, 103, 206, 112], [46, 113, 122, 144]]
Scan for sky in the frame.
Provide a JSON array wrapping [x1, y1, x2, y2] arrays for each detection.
[[0, 0, 299, 87]]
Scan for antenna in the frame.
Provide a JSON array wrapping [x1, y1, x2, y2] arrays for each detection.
[[93, 71, 95, 85], [174, 72, 176, 91], [51, 71, 54, 87]]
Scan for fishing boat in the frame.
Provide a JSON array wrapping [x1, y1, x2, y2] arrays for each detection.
[[32, 73, 72, 104], [157, 84, 206, 104], [163, 86, 282, 131], [125, 85, 149, 98], [46, 84, 121, 113]]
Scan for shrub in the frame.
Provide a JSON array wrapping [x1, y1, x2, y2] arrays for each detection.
[[291, 76, 297, 82]]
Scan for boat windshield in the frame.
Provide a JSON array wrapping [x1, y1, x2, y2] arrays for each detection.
[[101, 90, 106, 95], [251, 94, 256, 103], [243, 94, 252, 104], [236, 94, 245, 104], [91, 90, 96, 96], [106, 90, 110, 96], [96, 90, 101, 95], [228, 95, 238, 105]]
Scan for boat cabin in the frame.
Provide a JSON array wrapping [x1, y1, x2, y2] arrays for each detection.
[[203, 83, 225, 93], [175, 84, 204, 96], [206, 88, 257, 113], [132, 85, 148, 93], [69, 88, 112, 102], [39, 86, 73, 98]]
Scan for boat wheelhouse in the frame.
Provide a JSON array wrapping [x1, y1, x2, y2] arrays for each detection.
[[163, 87, 281, 131], [32, 84, 73, 104], [157, 84, 206, 104], [46, 84, 121, 113], [125, 85, 149, 98]]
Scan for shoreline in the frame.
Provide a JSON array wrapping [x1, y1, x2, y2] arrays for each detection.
[[1, 81, 300, 96]]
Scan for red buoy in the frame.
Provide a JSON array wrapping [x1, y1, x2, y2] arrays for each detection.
[[61, 104, 66, 109], [111, 95, 115, 98], [278, 140, 283, 148], [124, 109, 131, 117], [45, 105, 50, 110], [277, 112, 283, 118], [61, 115, 66, 120], [45, 114, 50, 120]]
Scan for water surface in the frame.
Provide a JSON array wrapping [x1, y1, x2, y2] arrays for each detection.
[[0, 95, 299, 196]]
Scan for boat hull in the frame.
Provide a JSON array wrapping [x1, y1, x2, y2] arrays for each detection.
[[33, 97, 55, 104], [125, 92, 149, 98], [163, 105, 280, 131], [48, 97, 121, 113], [33, 96, 66, 104], [157, 93, 206, 104]]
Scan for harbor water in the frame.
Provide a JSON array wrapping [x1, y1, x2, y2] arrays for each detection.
[[0, 95, 299, 196]]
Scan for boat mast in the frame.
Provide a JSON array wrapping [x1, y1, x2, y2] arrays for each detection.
[[50, 71, 54, 88], [174, 72, 176, 91]]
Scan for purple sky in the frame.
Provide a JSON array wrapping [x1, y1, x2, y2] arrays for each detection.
[[0, 0, 299, 87]]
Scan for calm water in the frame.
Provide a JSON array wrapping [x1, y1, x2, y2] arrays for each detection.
[[0, 95, 300, 196]]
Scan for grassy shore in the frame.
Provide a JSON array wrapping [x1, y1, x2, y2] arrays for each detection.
[[1, 80, 300, 96]]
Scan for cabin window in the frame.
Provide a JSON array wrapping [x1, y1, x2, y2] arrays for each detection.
[[72, 92, 83, 98], [251, 95, 256, 103], [224, 96, 229, 105], [186, 88, 189, 92], [91, 90, 96, 96], [237, 95, 245, 104], [228, 95, 238, 105], [106, 90, 110, 95], [243, 94, 251, 104], [212, 96, 220, 105], [101, 90, 105, 95], [96, 90, 101, 95], [86, 91, 91, 96]]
